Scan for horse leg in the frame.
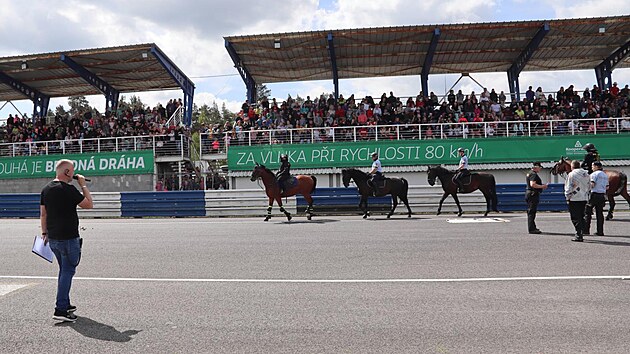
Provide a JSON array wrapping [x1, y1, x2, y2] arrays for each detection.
[[452, 193, 463, 217], [437, 192, 449, 215], [399, 195, 412, 218], [304, 194, 314, 220], [387, 195, 398, 219], [277, 197, 292, 221], [481, 190, 492, 217], [606, 193, 615, 221], [361, 195, 369, 219], [264, 197, 274, 221]]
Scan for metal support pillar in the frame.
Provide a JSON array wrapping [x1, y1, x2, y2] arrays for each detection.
[[327, 33, 339, 101], [150, 45, 196, 126], [421, 28, 440, 96], [225, 39, 257, 105], [60, 54, 120, 112], [0, 71, 50, 119], [507, 22, 549, 102], [595, 39, 630, 90]]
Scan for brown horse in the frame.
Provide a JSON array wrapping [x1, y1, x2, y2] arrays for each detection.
[[427, 166, 498, 217], [551, 157, 630, 220], [250, 163, 317, 221]]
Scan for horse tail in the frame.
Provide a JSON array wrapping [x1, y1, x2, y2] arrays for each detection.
[[310, 175, 318, 194], [615, 172, 627, 195], [401, 178, 409, 197], [490, 175, 498, 212]]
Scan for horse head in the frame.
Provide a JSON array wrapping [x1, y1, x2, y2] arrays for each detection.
[[427, 165, 441, 186], [341, 169, 351, 188], [250, 163, 266, 182], [551, 157, 570, 176]]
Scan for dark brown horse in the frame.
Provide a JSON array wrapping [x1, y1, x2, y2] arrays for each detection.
[[551, 157, 630, 220], [341, 168, 412, 219], [427, 166, 498, 217], [250, 163, 317, 221]]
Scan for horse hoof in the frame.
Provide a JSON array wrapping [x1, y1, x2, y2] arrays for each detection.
[[387, 214, 391, 219], [363, 214, 368, 219], [264, 217, 270, 222], [287, 215, 292, 221], [606, 216, 613, 221], [436, 211, 441, 216], [408, 214, 411, 218], [307, 214, 312, 220], [457, 212, 463, 217]]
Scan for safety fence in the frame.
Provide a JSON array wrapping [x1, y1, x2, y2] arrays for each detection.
[[1, 185, 628, 218]]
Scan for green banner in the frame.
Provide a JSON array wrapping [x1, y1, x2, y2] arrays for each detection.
[[228, 134, 630, 171], [0, 151, 154, 179]]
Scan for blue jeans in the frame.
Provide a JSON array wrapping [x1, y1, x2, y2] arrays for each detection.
[[48, 238, 81, 312]]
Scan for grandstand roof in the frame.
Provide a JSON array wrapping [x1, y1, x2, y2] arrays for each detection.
[[0, 43, 190, 101], [224, 15, 630, 84]]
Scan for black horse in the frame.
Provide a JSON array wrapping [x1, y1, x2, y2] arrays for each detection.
[[427, 166, 498, 217], [341, 168, 412, 219]]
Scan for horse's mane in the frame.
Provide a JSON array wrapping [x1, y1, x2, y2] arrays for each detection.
[[256, 164, 274, 175], [343, 168, 368, 178], [429, 165, 452, 174]]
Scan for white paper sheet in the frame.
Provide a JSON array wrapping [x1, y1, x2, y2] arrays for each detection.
[[32, 236, 54, 263]]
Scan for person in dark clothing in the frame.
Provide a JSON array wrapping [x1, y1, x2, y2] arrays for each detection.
[[581, 143, 600, 174], [276, 154, 291, 194], [40, 159, 93, 322], [525, 162, 548, 234]]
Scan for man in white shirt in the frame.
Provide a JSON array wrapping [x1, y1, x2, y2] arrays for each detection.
[[564, 160, 591, 242]]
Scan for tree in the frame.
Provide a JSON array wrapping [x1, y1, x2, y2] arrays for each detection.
[[67, 96, 92, 115], [221, 102, 236, 122], [256, 83, 271, 100], [54, 105, 67, 117]]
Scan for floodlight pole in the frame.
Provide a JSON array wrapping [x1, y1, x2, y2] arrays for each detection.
[[0, 70, 50, 119], [595, 39, 630, 90]]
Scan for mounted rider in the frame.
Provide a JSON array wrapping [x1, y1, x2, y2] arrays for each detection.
[[276, 154, 291, 193], [453, 147, 470, 192], [367, 152, 384, 196], [581, 143, 600, 174]]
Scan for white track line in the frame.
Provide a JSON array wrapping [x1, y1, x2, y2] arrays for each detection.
[[1, 275, 628, 283]]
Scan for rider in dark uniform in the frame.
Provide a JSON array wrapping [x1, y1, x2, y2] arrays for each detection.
[[581, 143, 600, 174], [276, 154, 291, 194], [525, 162, 548, 234]]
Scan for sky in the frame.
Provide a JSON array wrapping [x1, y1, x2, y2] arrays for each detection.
[[0, 0, 628, 118]]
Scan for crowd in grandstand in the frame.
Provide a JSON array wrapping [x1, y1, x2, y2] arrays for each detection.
[[222, 82, 630, 145], [0, 98, 188, 145]]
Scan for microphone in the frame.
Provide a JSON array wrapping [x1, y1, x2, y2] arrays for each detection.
[[72, 175, 92, 182]]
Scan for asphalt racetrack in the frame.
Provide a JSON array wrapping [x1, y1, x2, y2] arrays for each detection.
[[2, 212, 630, 353]]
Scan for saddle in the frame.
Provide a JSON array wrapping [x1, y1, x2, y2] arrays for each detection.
[[281, 176, 298, 189], [453, 172, 473, 186], [368, 177, 388, 189]]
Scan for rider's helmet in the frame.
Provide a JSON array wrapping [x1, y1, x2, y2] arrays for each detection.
[[457, 147, 465, 153], [583, 143, 596, 152], [280, 154, 288, 161], [371, 152, 378, 159]]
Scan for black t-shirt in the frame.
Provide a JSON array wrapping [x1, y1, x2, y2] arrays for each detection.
[[40, 181, 85, 240], [526, 171, 542, 192]]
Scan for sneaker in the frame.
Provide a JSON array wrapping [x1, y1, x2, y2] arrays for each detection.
[[67, 305, 77, 313], [571, 236, 584, 242], [53, 310, 77, 322], [594, 232, 604, 236], [529, 229, 542, 234]]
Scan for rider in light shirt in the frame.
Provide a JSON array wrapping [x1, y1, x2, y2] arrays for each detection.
[[453, 147, 469, 192], [367, 152, 383, 196]]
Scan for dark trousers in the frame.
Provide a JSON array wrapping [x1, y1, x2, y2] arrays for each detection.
[[568, 200, 587, 236], [525, 191, 540, 232], [585, 193, 606, 234]]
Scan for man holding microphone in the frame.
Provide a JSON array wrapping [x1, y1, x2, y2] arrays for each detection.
[[40, 159, 93, 322]]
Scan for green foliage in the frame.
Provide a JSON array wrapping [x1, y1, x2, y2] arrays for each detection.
[[256, 84, 271, 101], [67, 96, 91, 115]]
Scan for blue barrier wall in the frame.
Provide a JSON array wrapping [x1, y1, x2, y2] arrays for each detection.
[[120, 191, 206, 217], [496, 184, 568, 212], [0, 193, 40, 218], [296, 187, 392, 212]]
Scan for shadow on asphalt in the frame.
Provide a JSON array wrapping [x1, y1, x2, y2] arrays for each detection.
[[278, 218, 341, 224], [56, 316, 141, 342], [585, 239, 630, 247]]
